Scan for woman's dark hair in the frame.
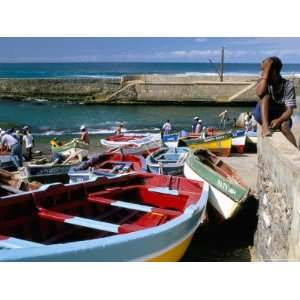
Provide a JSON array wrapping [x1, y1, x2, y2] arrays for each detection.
[[270, 56, 283, 73]]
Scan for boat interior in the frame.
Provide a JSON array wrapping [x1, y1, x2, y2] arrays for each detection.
[[151, 149, 188, 164], [73, 153, 143, 175], [194, 149, 247, 188], [0, 174, 201, 249]]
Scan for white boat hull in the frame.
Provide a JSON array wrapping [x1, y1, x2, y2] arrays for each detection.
[[101, 134, 162, 155], [184, 163, 238, 219]]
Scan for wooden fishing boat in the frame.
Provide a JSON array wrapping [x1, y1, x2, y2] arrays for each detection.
[[146, 147, 189, 176], [68, 152, 145, 183], [162, 133, 179, 148], [19, 161, 80, 184], [0, 173, 208, 262], [231, 130, 247, 154], [184, 149, 249, 219], [0, 169, 41, 197], [178, 133, 232, 157], [51, 138, 89, 159], [100, 133, 161, 156]]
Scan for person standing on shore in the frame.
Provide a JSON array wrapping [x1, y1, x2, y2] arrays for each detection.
[[250, 113, 257, 132], [115, 122, 124, 136], [254, 57, 297, 147], [80, 125, 89, 144], [192, 117, 199, 133], [162, 120, 172, 135], [218, 109, 228, 128], [23, 126, 34, 161], [0, 130, 23, 168], [195, 119, 203, 134]]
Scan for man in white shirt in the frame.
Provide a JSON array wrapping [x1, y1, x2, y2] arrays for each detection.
[[218, 109, 228, 128], [0, 130, 23, 168], [23, 126, 34, 161], [162, 120, 172, 135]]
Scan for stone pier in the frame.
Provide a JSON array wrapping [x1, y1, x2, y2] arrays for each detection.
[[1, 75, 299, 104]]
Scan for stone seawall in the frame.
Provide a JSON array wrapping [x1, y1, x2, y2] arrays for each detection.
[[0, 75, 299, 104], [0, 78, 120, 101], [253, 129, 300, 261]]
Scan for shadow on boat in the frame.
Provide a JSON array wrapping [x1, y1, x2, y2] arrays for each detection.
[[181, 195, 259, 262]]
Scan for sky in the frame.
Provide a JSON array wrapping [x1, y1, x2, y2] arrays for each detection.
[[1, 37, 300, 63]]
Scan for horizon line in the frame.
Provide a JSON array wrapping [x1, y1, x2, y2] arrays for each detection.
[[0, 61, 300, 64]]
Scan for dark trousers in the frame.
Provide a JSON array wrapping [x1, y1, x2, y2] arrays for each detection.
[[10, 143, 23, 168], [25, 147, 33, 161]]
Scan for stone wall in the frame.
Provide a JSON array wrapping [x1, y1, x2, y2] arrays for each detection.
[[135, 81, 257, 103], [0, 75, 299, 104], [253, 129, 300, 261], [0, 78, 120, 101]]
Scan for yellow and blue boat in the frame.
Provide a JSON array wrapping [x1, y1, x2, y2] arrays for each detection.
[[178, 133, 232, 157]]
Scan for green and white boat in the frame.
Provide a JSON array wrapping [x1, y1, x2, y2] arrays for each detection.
[[51, 139, 89, 159], [184, 149, 249, 219]]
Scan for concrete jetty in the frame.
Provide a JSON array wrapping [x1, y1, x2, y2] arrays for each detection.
[[1, 75, 299, 105]]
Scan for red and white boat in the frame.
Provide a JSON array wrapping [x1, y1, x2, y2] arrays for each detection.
[[231, 130, 247, 154], [68, 152, 146, 183], [0, 173, 208, 262], [100, 133, 161, 156]]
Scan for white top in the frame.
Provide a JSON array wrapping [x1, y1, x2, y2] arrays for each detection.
[[162, 122, 172, 132], [1, 134, 18, 149], [23, 134, 34, 148]]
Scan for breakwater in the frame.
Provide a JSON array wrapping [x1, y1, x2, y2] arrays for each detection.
[[1, 75, 299, 105]]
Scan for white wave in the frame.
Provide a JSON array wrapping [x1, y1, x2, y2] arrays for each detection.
[[130, 128, 160, 132], [172, 72, 260, 77], [33, 98, 49, 103], [35, 130, 65, 136], [282, 72, 300, 77], [88, 128, 128, 134], [68, 74, 121, 79], [34, 128, 130, 136]]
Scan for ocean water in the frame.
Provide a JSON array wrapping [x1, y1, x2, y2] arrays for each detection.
[[0, 62, 300, 78], [0, 100, 248, 136]]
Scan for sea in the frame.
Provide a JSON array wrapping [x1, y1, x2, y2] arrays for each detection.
[[1, 62, 300, 78]]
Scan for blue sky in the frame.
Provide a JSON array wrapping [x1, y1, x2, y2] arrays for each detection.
[[1, 37, 300, 63]]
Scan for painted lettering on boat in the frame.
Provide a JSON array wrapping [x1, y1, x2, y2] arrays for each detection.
[[216, 179, 236, 195]]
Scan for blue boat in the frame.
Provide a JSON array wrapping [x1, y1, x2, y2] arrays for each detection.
[[146, 147, 189, 175], [162, 133, 179, 148]]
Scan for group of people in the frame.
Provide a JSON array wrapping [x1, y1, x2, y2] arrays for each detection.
[[162, 117, 207, 138], [0, 126, 34, 169]]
